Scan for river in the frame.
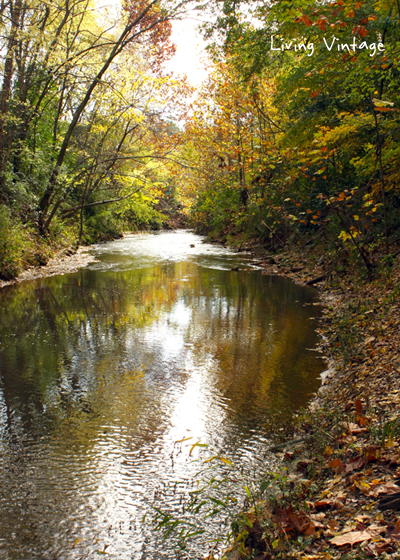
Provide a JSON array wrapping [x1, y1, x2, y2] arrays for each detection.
[[0, 230, 324, 559]]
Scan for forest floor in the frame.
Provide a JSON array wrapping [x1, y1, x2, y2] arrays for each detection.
[[222, 243, 400, 560]]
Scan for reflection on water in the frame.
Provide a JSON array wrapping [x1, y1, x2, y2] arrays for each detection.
[[0, 231, 323, 559]]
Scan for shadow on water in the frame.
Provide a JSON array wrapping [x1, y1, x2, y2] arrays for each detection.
[[0, 231, 324, 559]]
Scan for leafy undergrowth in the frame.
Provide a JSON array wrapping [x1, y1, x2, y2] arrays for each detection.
[[221, 247, 400, 560]]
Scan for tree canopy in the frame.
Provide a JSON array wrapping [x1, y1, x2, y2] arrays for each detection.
[[1, 0, 399, 279], [171, 0, 400, 276]]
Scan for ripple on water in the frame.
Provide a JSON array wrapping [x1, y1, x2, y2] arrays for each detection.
[[0, 231, 324, 559]]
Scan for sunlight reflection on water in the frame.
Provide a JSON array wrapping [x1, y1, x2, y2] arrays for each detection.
[[0, 230, 324, 559]]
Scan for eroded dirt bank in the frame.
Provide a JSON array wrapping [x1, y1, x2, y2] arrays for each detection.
[[0, 246, 98, 289]]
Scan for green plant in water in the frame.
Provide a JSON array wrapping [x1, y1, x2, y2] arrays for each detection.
[[151, 508, 207, 551], [150, 451, 269, 556]]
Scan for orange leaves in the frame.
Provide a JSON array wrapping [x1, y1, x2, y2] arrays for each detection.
[[356, 412, 369, 427], [329, 458, 344, 473], [310, 90, 320, 98], [315, 16, 328, 31], [125, 0, 175, 72], [374, 107, 399, 112], [352, 24, 368, 37], [295, 14, 313, 26]]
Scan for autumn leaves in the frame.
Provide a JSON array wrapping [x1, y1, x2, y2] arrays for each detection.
[[178, 0, 399, 263]]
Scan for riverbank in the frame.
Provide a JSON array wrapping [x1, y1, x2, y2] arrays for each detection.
[[0, 224, 187, 289], [3, 230, 399, 558], [222, 244, 400, 560], [0, 217, 188, 288], [0, 245, 98, 289]]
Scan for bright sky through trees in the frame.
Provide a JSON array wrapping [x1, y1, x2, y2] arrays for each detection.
[[165, 15, 209, 85], [97, 0, 208, 85]]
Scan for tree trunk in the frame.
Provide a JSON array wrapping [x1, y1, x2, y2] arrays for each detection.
[[38, 0, 161, 234]]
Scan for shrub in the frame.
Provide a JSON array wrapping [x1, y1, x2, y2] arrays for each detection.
[[0, 205, 33, 280]]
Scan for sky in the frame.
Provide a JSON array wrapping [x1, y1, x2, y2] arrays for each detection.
[[96, 0, 209, 86], [165, 15, 209, 86]]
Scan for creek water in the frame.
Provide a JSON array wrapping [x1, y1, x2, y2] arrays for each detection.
[[0, 230, 324, 560]]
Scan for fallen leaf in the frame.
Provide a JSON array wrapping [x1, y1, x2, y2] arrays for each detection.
[[367, 523, 387, 538], [364, 539, 396, 555], [382, 451, 400, 465], [329, 458, 344, 472], [325, 519, 341, 536], [310, 512, 326, 521], [303, 520, 316, 536], [284, 451, 295, 461], [276, 506, 313, 535], [355, 413, 369, 427], [364, 445, 381, 462], [344, 422, 368, 434], [370, 481, 400, 497], [363, 336, 376, 345], [345, 455, 365, 473], [315, 498, 345, 510], [353, 478, 371, 493], [331, 530, 372, 547], [387, 520, 400, 537]]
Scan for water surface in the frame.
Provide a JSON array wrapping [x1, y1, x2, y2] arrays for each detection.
[[0, 231, 324, 559]]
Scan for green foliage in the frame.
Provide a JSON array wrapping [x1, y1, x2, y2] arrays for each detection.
[[115, 192, 167, 232], [378, 416, 400, 447], [180, 0, 400, 266], [0, 206, 34, 280], [150, 453, 264, 555], [0, 0, 188, 276]]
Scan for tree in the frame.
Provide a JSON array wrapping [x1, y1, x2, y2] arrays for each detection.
[[182, 0, 400, 263], [0, 0, 188, 236]]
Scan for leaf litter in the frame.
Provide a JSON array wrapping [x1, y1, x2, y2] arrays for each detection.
[[223, 247, 400, 560]]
